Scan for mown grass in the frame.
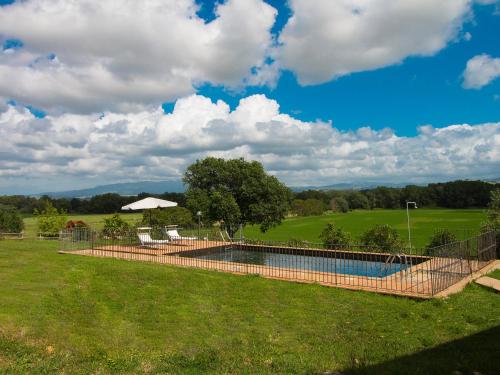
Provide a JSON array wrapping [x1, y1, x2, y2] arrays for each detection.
[[488, 269, 500, 280], [241, 209, 487, 248], [0, 239, 499, 374]]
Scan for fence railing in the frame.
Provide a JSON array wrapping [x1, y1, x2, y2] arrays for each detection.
[[59, 227, 497, 297]]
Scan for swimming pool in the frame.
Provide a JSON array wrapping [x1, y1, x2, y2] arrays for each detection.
[[180, 246, 410, 278]]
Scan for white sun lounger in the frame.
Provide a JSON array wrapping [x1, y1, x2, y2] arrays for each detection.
[[165, 228, 197, 241], [137, 232, 170, 248]]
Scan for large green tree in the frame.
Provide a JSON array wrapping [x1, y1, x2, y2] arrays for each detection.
[[184, 158, 292, 235]]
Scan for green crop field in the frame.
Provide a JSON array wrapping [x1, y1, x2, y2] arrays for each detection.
[[241, 209, 487, 249], [21, 209, 486, 250], [0, 239, 499, 374]]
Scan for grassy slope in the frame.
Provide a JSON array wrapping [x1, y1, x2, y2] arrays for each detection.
[[242, 209, 487, 248], [0, 240, 499, 374]]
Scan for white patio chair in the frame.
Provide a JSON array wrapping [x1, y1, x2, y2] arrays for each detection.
[[164, 227, 197, 241], [137, 230, 170, 248]]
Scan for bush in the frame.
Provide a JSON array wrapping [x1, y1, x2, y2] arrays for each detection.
[[0, 207, 24, 233], [66, 220, 90, 241], [346, 192, 370, 210], [319, 223, 352, 249], [359, 224, 402, 252], [102, 214, 130, 239], [329, 197, 349, 213], [286, 238, 309, 248], [426, 229, 458, 250], [142, 207, 194, 228], [34, 201, 67, 237], [292, 199, 326, 216], [65, 220, 89, 229], [484, 189, 500, 258]]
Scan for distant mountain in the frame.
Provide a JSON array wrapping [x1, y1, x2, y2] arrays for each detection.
[[289, 181, 412, 192], [37, 180, 185, 198], [34, 177, 500, 197]]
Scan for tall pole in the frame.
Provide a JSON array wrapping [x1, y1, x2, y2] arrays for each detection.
[[407, 202, 411, 252], [406, 201, 417, 253], [196, 211, 201, 238]]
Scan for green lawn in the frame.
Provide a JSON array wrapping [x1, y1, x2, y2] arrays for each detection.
[[241, 209, 487, 249], [0, 240, 499, 374], [488, 269, 500, 280]]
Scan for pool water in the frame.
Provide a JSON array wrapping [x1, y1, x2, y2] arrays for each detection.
[[182, 248, 409, 278]]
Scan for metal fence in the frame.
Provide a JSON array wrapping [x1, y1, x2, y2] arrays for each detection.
[[60, 227, 497, 297]]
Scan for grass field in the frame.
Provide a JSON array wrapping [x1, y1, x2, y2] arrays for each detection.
[[242, 209, 487, 249], [0, 239, 499, 374], [21, 209, 486, 250]]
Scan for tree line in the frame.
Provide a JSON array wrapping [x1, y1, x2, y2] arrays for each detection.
[[0, 179, 497, 218], [291, 180, 498, 216], [0, 192, 186, 215]]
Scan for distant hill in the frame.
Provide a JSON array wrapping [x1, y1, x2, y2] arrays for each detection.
[[289, 181, 412, 192], [37, 180, 185, 198], [34, 177, 500, 198]]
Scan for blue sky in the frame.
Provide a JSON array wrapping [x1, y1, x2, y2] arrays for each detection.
[[192, 0, 500, 135], [0, 0, 499, 194]]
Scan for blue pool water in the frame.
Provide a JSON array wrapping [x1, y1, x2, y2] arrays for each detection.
[[182, 248, 409, 278]]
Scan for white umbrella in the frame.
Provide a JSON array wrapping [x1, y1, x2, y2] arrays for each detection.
[[121, 197, 178, 211]]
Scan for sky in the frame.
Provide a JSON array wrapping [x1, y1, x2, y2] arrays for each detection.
[[0, 0, 499, 194]]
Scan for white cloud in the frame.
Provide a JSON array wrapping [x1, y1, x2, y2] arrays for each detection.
[[278, 0, 471, 84], [0, 0, 277, 113], [463, 54, 500, 89], [0, 0, 486, 112], [1, 94, 499, 193]]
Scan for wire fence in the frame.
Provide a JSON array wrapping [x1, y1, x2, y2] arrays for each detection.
[[59, 226, 497, 297]]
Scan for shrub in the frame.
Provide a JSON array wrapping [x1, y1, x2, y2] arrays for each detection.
[[359, 224, 402, 252], [0, 207, 24, 233], [329, 197, 349, 213], [484, 188, 500, 258], [66, 220, 90, 241], [319, 223, 352, 249], [34, 201, 67, 237], [426, 229, 458, 250], [286, 238, 309, 248], [65, 220, 89, 229], [142, 207, 194, 228], [346, 192, 370, 210], [292, 199, 326, 216], [102, 214, 130, 239]]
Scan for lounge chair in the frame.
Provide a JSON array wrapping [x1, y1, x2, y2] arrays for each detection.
[[165, 227, 197, 241], [219, 230, 232, 242], [137, 232, 170, 248]]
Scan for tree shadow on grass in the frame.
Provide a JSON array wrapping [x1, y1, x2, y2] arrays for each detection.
[[343, 325, 500, 375]]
